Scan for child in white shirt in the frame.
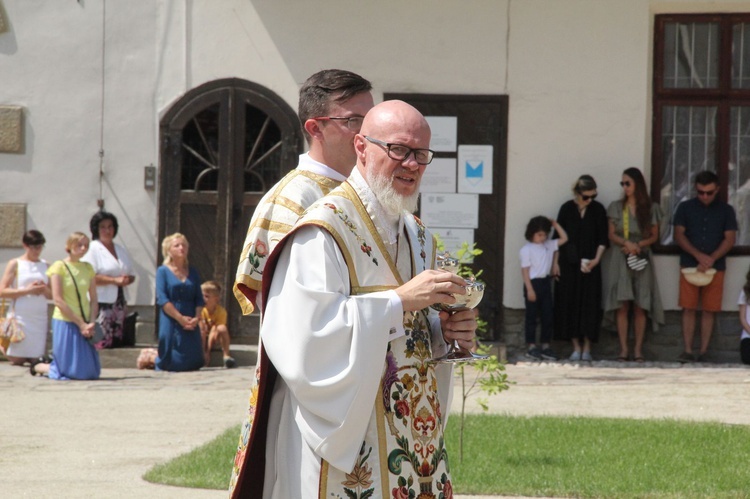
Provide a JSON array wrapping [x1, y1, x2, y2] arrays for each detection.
[[520, 216, 568, 360]]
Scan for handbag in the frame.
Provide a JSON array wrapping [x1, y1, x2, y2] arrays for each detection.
[[626, 253, 649, 271], [0, 267, 27, 345], [63, 262, 104, 346], [623, 207, 649, 272], [0, 299, 16, 352], [122, 311, 138, 347]]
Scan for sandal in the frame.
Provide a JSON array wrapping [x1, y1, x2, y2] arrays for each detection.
[[616, 356, 628, 362], [29, 356, 46, 376], [634, 356, 645, 363], [29, 359, 41, 376]]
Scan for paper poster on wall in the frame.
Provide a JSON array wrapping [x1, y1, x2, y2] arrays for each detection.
[[420, 193, 479, 228], [432, 228, 475, 262], [458, 145, 493, 194], [420, 158, 456, 193], [425, 116, 458, 152]]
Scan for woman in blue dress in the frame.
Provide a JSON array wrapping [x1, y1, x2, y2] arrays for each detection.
[[155, 233, 204, 372], [31, 232, 101, 379]]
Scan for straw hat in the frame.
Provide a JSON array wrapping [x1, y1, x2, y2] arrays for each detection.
[[681, 267, 717, 287]]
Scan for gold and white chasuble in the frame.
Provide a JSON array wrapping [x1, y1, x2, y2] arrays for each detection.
[[229, 174, 455, 499], [233, 154, 344, 315]]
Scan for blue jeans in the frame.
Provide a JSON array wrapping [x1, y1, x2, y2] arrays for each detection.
[[524, 277, 554, 345]]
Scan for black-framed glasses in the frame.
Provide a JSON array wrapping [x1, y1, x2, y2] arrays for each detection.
[[312, 116, 364, 131], [581, 193, 597, 201], [363, 136, 435, 165]]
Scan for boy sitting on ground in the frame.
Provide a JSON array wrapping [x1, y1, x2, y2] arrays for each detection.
[[199, 280, 236, 369]]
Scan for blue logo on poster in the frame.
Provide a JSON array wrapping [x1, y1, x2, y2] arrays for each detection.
[[465, 161, 483, 183]]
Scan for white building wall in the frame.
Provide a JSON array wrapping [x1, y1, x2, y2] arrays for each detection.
[[504, 0, 653, 308], [0, 2, 160, 305], [0, 0, 305, 305], [505, 0, 750, 310], [1, 0, 749, 310]]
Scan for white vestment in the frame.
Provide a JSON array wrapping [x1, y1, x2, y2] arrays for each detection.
[[229, 170, 455, 498]]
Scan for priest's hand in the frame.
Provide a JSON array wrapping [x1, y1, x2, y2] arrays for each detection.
[[439, 309, 478, 351], [395, 270, 467, 312]]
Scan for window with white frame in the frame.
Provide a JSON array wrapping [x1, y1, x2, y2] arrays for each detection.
[[653, 13, 750, 248]]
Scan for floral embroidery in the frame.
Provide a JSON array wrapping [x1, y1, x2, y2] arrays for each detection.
[[382, 306, 448, 496], [245, 240, 268, 277], [414, 215, 427, 266], [391, 476, 414, 498], [248, 383, 259, 416], [388, 433, 446, 483], [383, 348, 399, 410], [341, 443, 375, 498], [325, 203, 378, 266], [401, 373, 415, 391], [229, 367, 262, 493], [437, 473, 453, 499], [403, 311, 432, 362], [321, 204, 449, 497], [394, 399, 410, 418]]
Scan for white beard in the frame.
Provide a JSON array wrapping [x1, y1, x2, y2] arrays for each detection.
[[366, 169, 420, 218]]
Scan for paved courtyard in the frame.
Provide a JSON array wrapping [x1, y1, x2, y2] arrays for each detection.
[[2, 359, 749, 498]]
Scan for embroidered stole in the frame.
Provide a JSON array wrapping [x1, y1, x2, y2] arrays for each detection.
[[233, 169, 341, 314], [297, 182, 450, 498]]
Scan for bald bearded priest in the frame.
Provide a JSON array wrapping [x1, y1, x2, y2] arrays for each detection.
[[229, 101, 478, 499]]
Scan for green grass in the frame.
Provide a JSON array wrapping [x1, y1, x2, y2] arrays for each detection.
[[447, 414, 750, 497], [145, 416, 750, 497], [143, 425, 240, 490]]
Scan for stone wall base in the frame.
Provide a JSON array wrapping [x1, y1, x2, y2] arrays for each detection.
[[55, 304, 742, 364], [125, 305, 260, 345], [499, 307, 744, 364]]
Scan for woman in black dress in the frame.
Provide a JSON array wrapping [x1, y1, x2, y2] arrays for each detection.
[[554, 175, 608, 361]]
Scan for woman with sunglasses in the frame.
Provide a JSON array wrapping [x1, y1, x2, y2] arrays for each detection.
[[553, 175, 608, 361], [601, 167, 664, 362]]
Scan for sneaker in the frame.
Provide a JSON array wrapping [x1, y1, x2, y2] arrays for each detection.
[[540, 347, 558, 361], [677, 351, 695, 364], [581, 351, 593, 362], [569, 351, 582, 361], [526, 347, 543, 360], [223, 356, 237, 369]]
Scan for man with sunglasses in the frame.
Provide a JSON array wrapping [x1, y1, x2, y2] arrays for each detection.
[[673, 170, 737, 363], [229, 100, 476, 498], [234, 69, 373, 314]]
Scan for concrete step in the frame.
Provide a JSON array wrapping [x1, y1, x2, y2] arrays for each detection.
[[97, 343, 258, 369]]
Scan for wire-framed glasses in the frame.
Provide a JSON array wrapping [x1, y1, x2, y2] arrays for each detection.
[[363, 136, 435, 165], [312, 116, 364, 131]]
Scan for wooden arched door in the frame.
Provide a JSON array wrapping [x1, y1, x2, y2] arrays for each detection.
[[159, 78, 303, 338]]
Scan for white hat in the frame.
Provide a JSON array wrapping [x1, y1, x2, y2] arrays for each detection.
[[681, 267, 716, 287]]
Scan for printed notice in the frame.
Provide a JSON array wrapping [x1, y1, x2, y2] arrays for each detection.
[[458, 145, 493, 194], [425, 116, 458, 152], [420, 193, 479, 228], [420, 157, 456, 193]]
